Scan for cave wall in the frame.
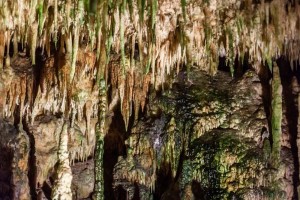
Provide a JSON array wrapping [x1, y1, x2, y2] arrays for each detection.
[[0, 0, 300, 199]]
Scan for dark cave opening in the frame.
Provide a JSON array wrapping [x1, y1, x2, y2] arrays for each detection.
[[114, 185, 128, 200], [255, 57, 300, 199], [41, 180, 52, 200], [277, 57, 299, 200], [217, 53, 251, 78], [23, 120, 38, 200], [21, 48, 46, 200], [256, 62, 273, 149], [132, 182, 140, 200], [153, 163, 176, 200], [0, 147, 13, 200], [104, 106, 128, 200]]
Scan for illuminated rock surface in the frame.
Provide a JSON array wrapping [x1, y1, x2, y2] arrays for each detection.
[[0, 0, 299, 199]]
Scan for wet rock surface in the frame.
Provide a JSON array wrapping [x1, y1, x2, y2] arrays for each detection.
[[0, 0, 299, 198], [113, 69, 294, 199], [0, 65, 296, 199]]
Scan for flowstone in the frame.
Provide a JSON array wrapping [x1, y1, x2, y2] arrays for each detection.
[[113, 69, 294, 199]]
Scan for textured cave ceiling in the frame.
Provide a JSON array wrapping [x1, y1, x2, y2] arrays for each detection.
[[0, 0, 299, 126]]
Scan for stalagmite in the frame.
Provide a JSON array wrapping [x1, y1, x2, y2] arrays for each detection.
[[51, 122, 73, 200], [271, 62, 282, 167]]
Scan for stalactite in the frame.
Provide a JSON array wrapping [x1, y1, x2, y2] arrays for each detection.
[[13, 31, 18, 58], [0, 28, 4, 70], [106, 14, 114, 64], [70, 0, 84, 81], [30, 23, 38, 65], [137, 27, 144, 63], [271, 62, 282, 167], [128, 0, 134, 21], [71, 28, 79, 81], [120, 0, 126, 74], [5, 30, 11, 68], [226, 27, 235, 77], [37, 0, 44, 36], [54, 0, 58, 46], [180, 0, 186, 22], [151, 0, 157, 30], [18, 78, 26, 130], [138, 0, 146, 23], [122, 79, 130, 131], [51, 122, 73, 200]]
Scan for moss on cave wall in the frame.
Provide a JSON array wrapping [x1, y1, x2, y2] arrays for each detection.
[[188, 132, 285, 199], [0, 0, 299, 199], [271, 63, 283, 167], [112, 69, 294, 199]]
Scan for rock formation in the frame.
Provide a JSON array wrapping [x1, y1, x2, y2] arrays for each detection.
[[0, 0, 299, 199]]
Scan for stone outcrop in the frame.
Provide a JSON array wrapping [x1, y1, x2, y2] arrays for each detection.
[[113, 69, 294, 199], [0, 121, 30, 200]]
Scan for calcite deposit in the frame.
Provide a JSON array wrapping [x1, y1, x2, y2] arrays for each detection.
[[0, 0, 299, 199]]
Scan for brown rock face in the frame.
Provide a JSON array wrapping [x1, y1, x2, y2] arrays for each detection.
[[71, 159, 94, 199], [0, 121, 30, 200], [112, 69, 295, 199]]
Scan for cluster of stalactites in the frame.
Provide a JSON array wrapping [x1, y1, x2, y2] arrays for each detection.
[[1, 0, 300, 127], [114, 134, 157, 192], [1, 49, 98, 170]]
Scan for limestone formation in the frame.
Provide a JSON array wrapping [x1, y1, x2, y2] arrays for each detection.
[[51, 122, 73, 200], [0, 0, 299, 199]]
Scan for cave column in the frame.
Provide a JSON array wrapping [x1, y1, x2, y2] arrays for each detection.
[[94, 1, 109, 195], [271, 62, 282, 167], [51, 122, 73, 200], [94, 79, 107, 200]]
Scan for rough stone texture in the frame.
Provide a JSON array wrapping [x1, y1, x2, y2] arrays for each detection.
[[0, 120, 30, 200], [113, 69, 294, 199], [51, 122, 73, 200], [113, 133, 156, 197], [29, 115, 61, 187], [0, 1, 299, 199], [71, 159, 94, 199], [0, 50, 98, 199], [25, 114, 96, 195]]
